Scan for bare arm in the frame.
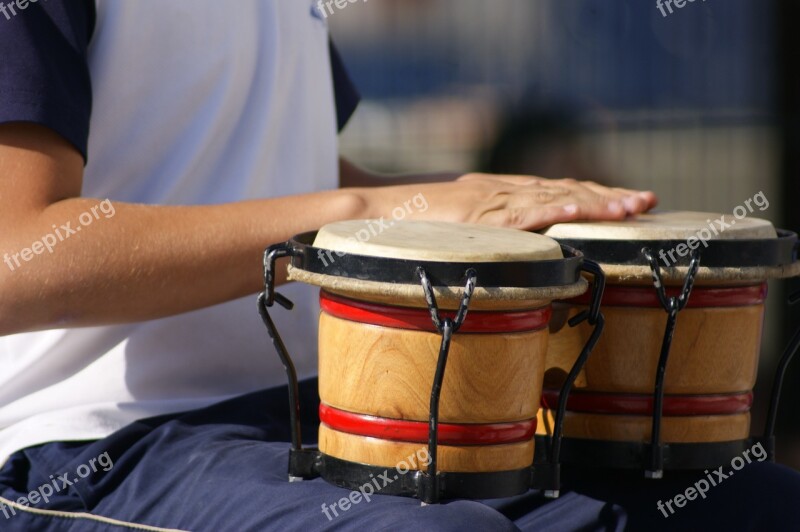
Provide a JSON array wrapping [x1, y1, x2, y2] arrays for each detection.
[[0, 126, 655, 336], [0, 124, 368, 335]]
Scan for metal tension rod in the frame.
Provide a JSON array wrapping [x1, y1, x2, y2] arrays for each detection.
[[417, 267, 477, 504], [642, 248, 701, 478]]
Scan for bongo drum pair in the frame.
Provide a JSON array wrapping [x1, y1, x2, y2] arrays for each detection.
[[537, 212, 800, 478], [259, 213, 800, 501], [258, 221, 603, 502]]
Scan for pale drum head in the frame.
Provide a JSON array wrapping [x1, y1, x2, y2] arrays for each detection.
[[543, 211, 776, 241], [315, 219, 564, 261], [289, 220, 587, 308], [542, 211, 798, 284]]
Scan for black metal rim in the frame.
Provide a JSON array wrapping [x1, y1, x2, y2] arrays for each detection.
[[287, 231, 585, 288], [317, 453, 533, 500], [551, 229, 798, 268]]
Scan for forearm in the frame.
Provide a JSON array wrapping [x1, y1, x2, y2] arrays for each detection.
[[0, 121, 655, 337], [0, 190, 365, 335]]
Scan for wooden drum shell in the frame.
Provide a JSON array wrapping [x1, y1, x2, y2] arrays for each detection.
[[539, 283, 766, 444], [319, 426, 535, 473], [537, 409, 751, 443], [317, 293, 550, 473], [546, 302, 764, 394]]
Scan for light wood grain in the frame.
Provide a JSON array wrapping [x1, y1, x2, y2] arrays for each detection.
[[545, 304, 763, 394], [537, 409, 750, 443], [319, 313, 548, 423], [319, 425, 535, 472]]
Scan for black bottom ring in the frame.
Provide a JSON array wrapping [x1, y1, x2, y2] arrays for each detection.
[[535, 435, 759, 470], [292, 450, 534, 500]]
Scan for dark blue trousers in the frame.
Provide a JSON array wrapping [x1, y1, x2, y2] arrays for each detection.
[[1, 379, 799, 531]]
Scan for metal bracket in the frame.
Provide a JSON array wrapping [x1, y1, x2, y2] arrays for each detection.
[[762, 288, 800, 460], [257, 243, 314, 481], [544, 259, 606, 498], [641, 247, 701, 478], [417, 267, 477, 504]]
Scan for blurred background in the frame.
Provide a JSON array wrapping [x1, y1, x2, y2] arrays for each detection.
[[329, 0, 800, 467]]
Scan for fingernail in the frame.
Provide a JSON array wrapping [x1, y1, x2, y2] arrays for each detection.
[[563, 204, 578, 215], [608, 201, 623, 213], [622, 196, 639, 212]]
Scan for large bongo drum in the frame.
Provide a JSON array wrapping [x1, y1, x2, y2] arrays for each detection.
[[536, 211, 800, 478], [257, 220, 602, 502]]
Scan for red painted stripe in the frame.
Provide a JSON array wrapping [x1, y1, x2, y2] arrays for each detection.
[[540, 389, 753, 417], [319, 403, 537, 445], [320, 291, 551, 333], [567, 283, 767, 308]]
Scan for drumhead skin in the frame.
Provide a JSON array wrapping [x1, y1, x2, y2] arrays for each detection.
[[542, 211, 799, 284], [314, 220, 564, 261], [288, 220, 587, 307], [543, 211, 776, 241]]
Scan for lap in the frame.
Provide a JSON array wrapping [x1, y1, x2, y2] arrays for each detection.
[[1, 381, 798, 531]]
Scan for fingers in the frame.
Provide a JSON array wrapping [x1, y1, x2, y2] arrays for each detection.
[[476, 192, 628, 231], [458, 174, 657, 214], [554, 180, 656, 215], [637, 190, 659, 210], [447, 174, 659, 231], [477, 204, 582, 230], [471, 180, 658, 231]]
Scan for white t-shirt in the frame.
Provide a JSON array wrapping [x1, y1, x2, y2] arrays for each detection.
[[0, 0, 339, 466]]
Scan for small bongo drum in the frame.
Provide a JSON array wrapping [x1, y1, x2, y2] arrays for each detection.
[[258, 220, 601, 502], [537, 211, 800, 478]]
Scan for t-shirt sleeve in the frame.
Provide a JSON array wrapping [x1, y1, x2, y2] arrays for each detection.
[[0, 0, 95, 160], [329, 40, 360, 132]]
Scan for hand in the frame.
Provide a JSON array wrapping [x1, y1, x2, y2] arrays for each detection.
[[342, 159, 657, 230], [396, 173, 657, 231]]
